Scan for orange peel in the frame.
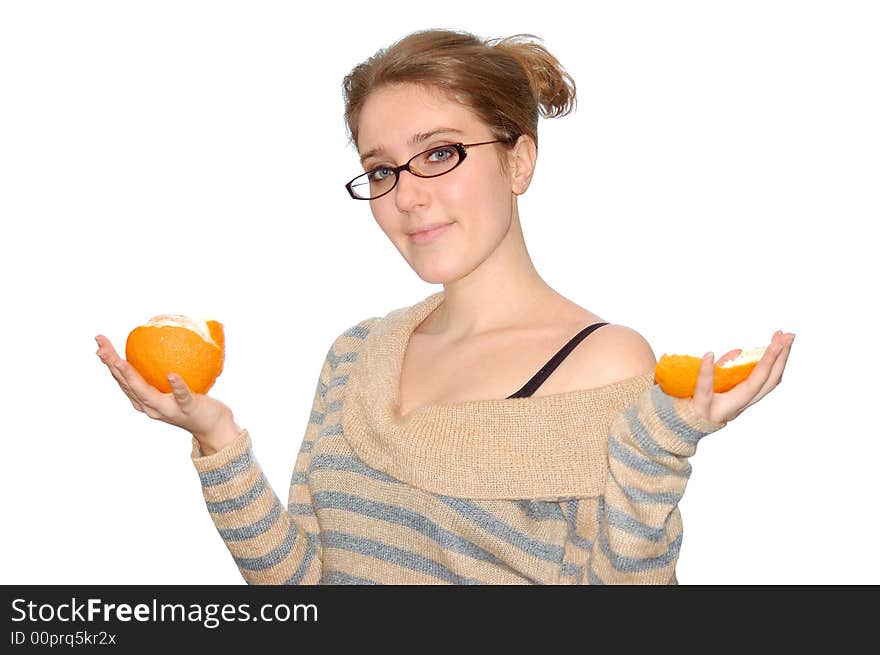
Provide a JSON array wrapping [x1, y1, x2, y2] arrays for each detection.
[[654, 345, 767, 398], [125, 315, 224, 394]]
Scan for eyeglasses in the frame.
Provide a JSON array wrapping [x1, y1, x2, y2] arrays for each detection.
[[345, 139, 510, 200]]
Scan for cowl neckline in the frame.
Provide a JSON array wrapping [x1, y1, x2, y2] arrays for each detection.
[[340, 290, 658, 500]]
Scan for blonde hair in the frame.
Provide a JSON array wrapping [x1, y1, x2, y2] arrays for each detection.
[[341, 28, 577, 174]]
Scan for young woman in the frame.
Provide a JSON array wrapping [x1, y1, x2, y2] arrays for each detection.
[[96, 28, 794, 584]]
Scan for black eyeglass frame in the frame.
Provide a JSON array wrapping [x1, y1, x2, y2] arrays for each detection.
[[345, 139, 514, 200]]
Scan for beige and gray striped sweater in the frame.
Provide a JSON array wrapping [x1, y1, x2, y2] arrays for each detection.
[[190, 291, 727, 584]]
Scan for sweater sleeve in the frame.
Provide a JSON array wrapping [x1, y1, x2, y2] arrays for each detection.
[[189, 348, 335, 585], [584, 382, 728, 584]]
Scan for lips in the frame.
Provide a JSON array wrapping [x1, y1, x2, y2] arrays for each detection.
[[408, 222, 453, 245], [407, 222, 452, 236]]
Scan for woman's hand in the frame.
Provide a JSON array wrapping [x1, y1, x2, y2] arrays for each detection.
[[95, 335, 240, 451], [692, 330, 795, 424]]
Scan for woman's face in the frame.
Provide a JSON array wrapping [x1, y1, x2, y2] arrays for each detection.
[[356, 84, 517, 284]]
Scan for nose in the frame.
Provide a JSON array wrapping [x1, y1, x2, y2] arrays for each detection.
[[392, 168, 429, 211]]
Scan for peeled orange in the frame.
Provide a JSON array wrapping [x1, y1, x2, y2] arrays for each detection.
[[654, 345, 767, 398], [125, 315, 225, 394]]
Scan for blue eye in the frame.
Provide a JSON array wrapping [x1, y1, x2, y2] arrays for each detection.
[[426, 147, 455, 162], [369, 167, 393, 181]]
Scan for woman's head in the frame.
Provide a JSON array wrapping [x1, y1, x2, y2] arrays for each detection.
[[341, 29, 576, 285]]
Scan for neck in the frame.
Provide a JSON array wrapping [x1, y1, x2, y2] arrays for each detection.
[[422, 202, 561, 341]]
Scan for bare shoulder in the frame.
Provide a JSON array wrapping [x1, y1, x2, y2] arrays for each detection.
[[565, 323, 658, 389]]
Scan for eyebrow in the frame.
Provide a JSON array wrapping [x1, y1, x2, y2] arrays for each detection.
[[359, 127, 466, 165]]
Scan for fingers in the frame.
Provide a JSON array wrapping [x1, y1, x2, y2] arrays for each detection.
[[724, 332, 780, 402], [717, 330, 795, 414], [96, 336, 145, 412], [115, 360, 151, 413], [96, 335, 195, 423], [749, 331, 795, 404], [96, 335, 172, 417], [95, 335, 121, 368], [691, 351, 716, 418], [168, 374, 196, 412], [691, 330, 796, 423], [117, 360, 183, 420]]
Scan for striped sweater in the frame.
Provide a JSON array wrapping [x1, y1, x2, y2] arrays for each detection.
[[190, 291, 728, 584]]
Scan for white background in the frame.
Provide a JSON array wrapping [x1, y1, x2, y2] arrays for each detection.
[[2, 0, 877, 584]]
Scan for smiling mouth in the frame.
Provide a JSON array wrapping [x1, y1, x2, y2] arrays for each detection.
[[408, 223, 453, 244], [408, 222, 452, 236]]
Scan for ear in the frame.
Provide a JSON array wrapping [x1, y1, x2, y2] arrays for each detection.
[[507, 134, 538, 195]]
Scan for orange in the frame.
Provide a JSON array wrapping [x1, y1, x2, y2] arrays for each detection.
[[125, 315, 225, 394], [654, 345, 767, 398]]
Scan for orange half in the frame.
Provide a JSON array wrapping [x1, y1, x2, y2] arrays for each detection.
[[125, 315, 225, 394], [654, 345, 767, 398]]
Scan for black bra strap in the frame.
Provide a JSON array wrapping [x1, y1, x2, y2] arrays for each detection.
[[506, 322, 610, 398]]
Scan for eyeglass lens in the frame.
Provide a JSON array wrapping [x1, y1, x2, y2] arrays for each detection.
[[350, 145, 461, 200]]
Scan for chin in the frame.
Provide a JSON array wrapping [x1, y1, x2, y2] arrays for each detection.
[[407, 257, 465, 285], [412, 267, 456, 285]]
